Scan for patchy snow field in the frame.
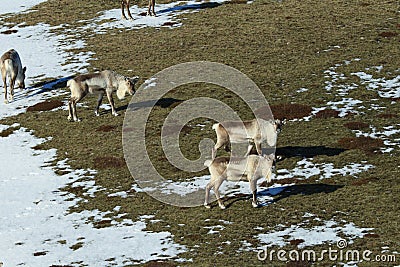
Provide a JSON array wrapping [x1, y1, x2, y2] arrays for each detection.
[[1, 1, 398, 266]]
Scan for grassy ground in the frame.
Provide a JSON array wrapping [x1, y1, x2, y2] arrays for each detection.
[[1, 0, 399, 266]]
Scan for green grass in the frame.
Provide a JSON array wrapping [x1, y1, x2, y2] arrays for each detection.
[[1, 0, 399, 266]]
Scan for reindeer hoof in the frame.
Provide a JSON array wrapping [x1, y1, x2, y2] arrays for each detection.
[[95, 111, 100, 117], [4, 99, 8, 104], [204, 204, 211, 209], [113, 113, 120, 117], [219, 204, 226, 210], [252, 201, 259, 208]]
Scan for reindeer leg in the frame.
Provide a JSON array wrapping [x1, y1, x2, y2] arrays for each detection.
[[250, 179, 258, 208], [72, 92, 86, 122], [9, 76, 16, 102], [121, 1, 128, 19], [213, 139, 225, 159], [67, 98, 73, 121], [106, 91, 119, 116], [71, 98, 81, 122], [204, 181, 213, 208], [126, 0, 134, 20], [245, 143, 253, 156], [214, 179, 226, 209], [151, 0, 156, 16], [3, 75, 7, 104], [95, 92, 104, 116], [255, 142, 262, 156], [147, 0, 156, 16]]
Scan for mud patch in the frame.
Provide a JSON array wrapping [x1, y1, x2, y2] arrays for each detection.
[[27, 100, 64, 112], [314, 109, 339, 119], [337, 136, 384, 154], [162, 21, 179, 27], [93, 156, 126, 169], [377, 113, 398, 119], [1, 29, 18, 35], [378, 31, 397, 38], [143, 261, 177, 267], [258, 103, 312, 120], [96, 125, 118, 132], [226, 0, 248, 4], [343, 121, 369, 130], [0, 126, 19, 137], [33, 251, 48, 256]]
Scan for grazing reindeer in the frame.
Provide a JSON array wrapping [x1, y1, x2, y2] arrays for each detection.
[[0, 49, 26, 104], [212, 118, 286, 159], [67, 70, 139, 122], [121, 0, 156, 20], [204, 154, 275, 209]]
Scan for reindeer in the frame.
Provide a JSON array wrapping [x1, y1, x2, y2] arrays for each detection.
[[0, 49, 26, 104], [67, 70, 139, 122], [204, 154, 275, 209], [121, 0, 156, 20], [212, 118, 286, 159]]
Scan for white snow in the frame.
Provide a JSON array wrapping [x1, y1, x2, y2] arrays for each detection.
[[277, 158, 374, 181], [0, 127, 186, 266], [352, 70, 400, 98], [0, 22, 92, 117], [0, 0, 46, 15], [257, 219, 373, 249], [0, 4, 196, 266], [351, 124, 400, 153], [82, 0, 228, 33]]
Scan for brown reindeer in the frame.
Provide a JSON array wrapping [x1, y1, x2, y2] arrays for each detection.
[[121, 0, 156, 20], [0, 49, 26, 104]]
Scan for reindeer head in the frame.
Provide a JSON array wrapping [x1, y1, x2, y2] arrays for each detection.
[[117, 76, 139, 100], [274, 118, 287, 133], [17, 66, 26, 89]]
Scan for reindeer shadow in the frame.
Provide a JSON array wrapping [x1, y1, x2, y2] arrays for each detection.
[[9, 76, 72, 102], [275, 146, 346, 158], [157, 2, 222, 14], [223, 183, 343, 209], [120, 97, 182, 112]]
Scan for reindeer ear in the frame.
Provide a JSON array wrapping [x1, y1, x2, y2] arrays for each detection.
[[131, 76, 139, 83], [23, 66, 26, 73]]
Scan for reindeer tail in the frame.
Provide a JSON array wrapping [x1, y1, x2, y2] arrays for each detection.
[[212, 123, 219, 131]]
